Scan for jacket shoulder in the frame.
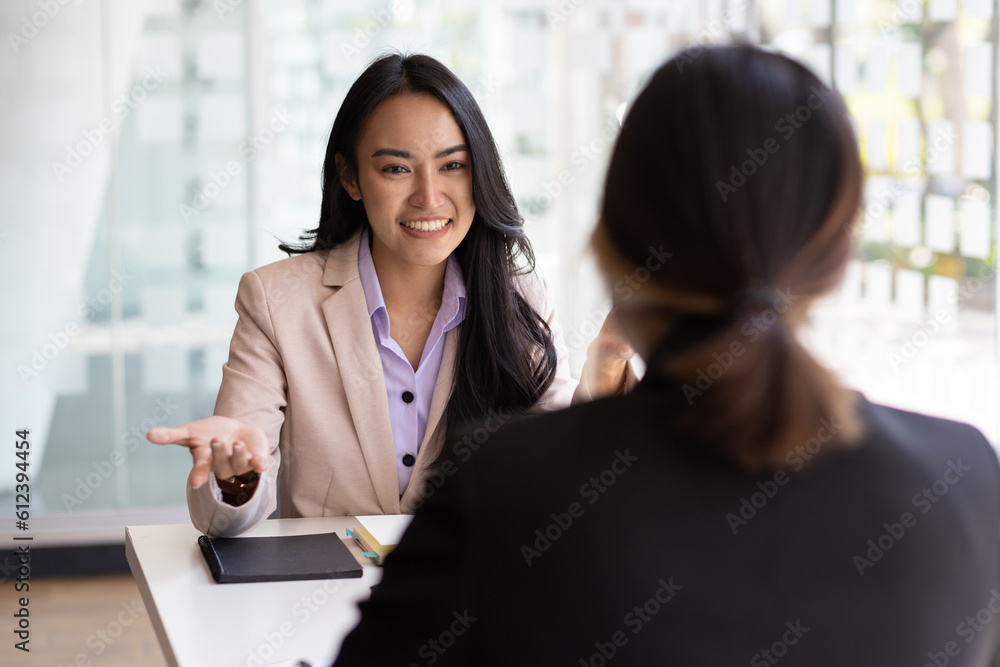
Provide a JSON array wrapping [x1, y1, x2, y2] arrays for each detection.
[[235, 251, 334, 308], [249, 250, 330, 285], [859, 399, 994, 459]]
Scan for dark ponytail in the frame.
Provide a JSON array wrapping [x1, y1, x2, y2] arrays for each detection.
[[598, 45, 864, 470]]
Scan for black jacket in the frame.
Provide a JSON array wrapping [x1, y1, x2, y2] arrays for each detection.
[[335, 376, 1000, 666]]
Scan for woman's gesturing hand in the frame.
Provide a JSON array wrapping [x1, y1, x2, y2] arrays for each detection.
[[146, 416, 269, 489]]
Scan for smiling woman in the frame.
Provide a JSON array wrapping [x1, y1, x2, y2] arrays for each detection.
[[146, 53, 635, 537]]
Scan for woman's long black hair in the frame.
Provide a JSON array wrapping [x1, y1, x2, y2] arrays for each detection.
[[280, 53, 558, 429]]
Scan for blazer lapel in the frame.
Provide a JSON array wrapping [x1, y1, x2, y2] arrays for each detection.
[[421, 325, 459, 456], [321, 231, 400, 514]]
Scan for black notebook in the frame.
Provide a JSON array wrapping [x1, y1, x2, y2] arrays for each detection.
[[198, 532, 364, 583]]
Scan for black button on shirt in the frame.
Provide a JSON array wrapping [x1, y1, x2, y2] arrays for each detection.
[[402, 391, 414, 403], [402, 454, 416, 467]]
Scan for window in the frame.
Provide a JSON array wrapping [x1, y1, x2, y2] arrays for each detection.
[[1, 0, 994, 539]]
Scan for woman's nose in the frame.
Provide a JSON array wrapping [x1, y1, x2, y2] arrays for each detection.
[[409, 168, 446, 210]]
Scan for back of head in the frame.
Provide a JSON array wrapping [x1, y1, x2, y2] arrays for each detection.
[[597, 44, 864, 471]]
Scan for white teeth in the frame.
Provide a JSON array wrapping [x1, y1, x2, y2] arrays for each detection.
[[401, 219, 450, 232]]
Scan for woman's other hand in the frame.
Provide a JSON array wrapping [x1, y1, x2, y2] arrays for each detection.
[[584, 309, 635, 399], [146, 416, 269, 489]]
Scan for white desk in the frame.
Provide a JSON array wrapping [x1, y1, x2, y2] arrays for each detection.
[[126, 517, 381, 667]]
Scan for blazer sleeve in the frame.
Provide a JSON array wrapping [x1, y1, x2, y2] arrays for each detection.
[[187, 270, 287, 537]]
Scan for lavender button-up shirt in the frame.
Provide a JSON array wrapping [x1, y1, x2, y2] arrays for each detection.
[[357, 229, 467, 495]]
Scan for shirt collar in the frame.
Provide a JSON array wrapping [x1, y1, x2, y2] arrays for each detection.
[[357, 227, 467, 338]]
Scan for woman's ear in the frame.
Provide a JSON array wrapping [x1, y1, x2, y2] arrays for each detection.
[[335, 153, 362, 201]]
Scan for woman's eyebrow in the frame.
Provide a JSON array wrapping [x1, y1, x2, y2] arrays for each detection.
[[435, 144, 469, 158], [371, 147, 411, 158], [370, 145, 469, 159]]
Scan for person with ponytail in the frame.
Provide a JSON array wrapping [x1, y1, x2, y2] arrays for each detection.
[[146, 53, 635, 537], [333, 45, 1000, 665]]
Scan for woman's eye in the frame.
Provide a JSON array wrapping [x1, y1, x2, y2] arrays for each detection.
[[443, 161, 466, 171], [382, 165, 407, 174]]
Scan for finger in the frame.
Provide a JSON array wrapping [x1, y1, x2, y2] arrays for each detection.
[[147, 425, 196, 447], [230, 441, 251, 473], [210, 439, 236, 479], [188, 445, 214, 489], [241, 429, 271, 474], [251, 454, 268, 474], [593, 337, 632, 361]]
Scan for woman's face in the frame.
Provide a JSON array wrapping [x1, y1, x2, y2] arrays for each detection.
[[340, 92, 476, 270]]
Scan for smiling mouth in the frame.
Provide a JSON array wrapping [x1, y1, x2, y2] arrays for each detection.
[[400, 218, 451, 232]]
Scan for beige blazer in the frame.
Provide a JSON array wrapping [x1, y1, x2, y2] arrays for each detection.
[[188, 230, 599, 536]]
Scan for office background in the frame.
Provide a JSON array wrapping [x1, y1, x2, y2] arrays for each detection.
[[0, 0, 997, 552]]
